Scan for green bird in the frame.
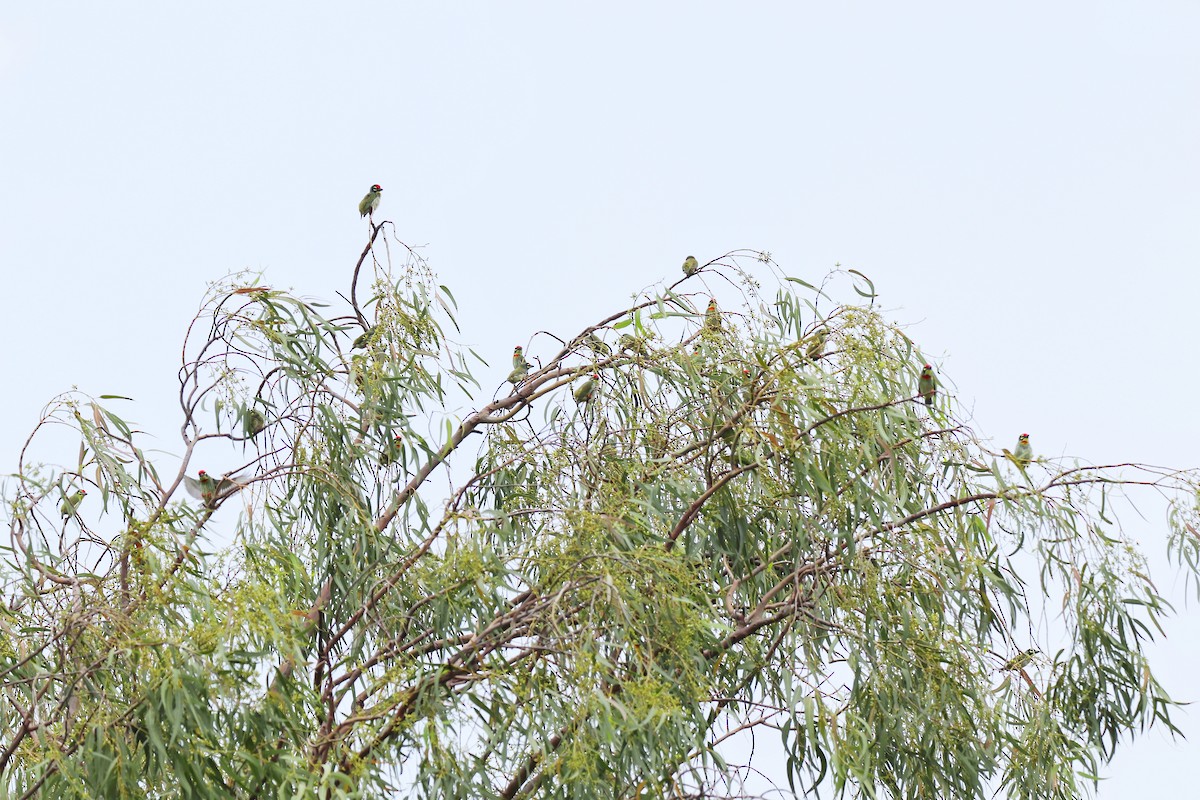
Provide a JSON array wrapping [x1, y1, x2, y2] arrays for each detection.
[[184, 470, 244, 509], [1000, 648, 1038, 672], [352, 326, 378, 350], [379, 435, 404, 466], [1013, 433, 1033, 466], [682, 255, 699, 277], [185, 470, 218, 507], [805, 328, 828, 361], [732, 447, 758, 468], [59, 489, 86, 519], [508, 345, 530, 384], [585, 332, 611, 357], [619, 334, 649, 356], [243, 407, 266, 439], [704, 298, 722, 332], [573, 373, 599, 404], [918, 364, 936, 406], [350, 353, 368, 391], [741, 366, 771, 407], [358, 184, 382, 218]]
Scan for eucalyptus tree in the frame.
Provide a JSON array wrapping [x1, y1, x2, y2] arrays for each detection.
[[3, 225, 1198, 800]]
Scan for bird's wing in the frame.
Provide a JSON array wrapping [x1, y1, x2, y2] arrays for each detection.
[[216, 472, 250, 496], [183, 475, 204, 501]]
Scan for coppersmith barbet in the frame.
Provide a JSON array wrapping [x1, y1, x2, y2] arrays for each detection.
[[358, 184, 382, 218], [619, 334, 649, 356], [704, 299, 722, 333], [184, 470, 245, 509], [243, 408, 266, 439], [573, 373, 599, 404], [918, 365, 936, 406], [1013, 433, 1033, 466], [1000, 648, 1038, 672], [60, 489, 86, 519], [805, 328, 828, 361], [379, 435, 404, 466], [508, 346, 530, 384]]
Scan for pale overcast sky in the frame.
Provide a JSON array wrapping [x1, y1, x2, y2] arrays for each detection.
[[2, 3, 1199, 796]]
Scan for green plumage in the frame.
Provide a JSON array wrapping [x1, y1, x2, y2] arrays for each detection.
[[1000, 648, 1038, 672], [185, 470, 218, 507], [358, 184, 382, 218], [918, 365, 936, 406], [619, 334, 648, 356], [682, 255, 699, 277], [352, 326, 379, 350], [585, 332, 611, 357], [350, 353, 368, 390], [59, 489, 86, 519], [380, 435, 404, 466], [741, 367, 770, 407], [704, 299, 722, 332], [243, 408, 266, 439], [184, 470, 245, 509], [1013, 434, 1033, 466], [508, 346, 530, 384], [573, 373, 598, 404], [805, 328, 828, 361], [732, 447, 757, 468]]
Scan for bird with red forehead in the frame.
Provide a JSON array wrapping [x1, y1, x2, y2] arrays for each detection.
[[358, 184, 382, 219], [380, 435, 404, 466], [60, 488, 86, 519], [184, 470, 218, 506], [184, 469, 245, 508], [573, 373, 599, 404], [918, 365, 936, 406]]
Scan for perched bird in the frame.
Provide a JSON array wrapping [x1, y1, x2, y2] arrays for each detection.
[[379, 435, 404, 466], [805, 328, 828, 361], [1013, 433, 1033, 466], [184, 470, 244, 509], [682, 255, 699, 277], [704, 299, 722, 332], [918, 365, 937, 406], [350, 353, 368, 390], [573, 373, 599, 404], [508, 346, 530, 384], [619, 334, 648, 356], [243, 408, 266, 439], [59, 489, 86, 519], [742, 367, 771, 407], [358, 184, 382, 218], [585, 332, 611, 357], [732, 447, 758, 468], [1000, 648, 1038, 672], [352, 326, 378, 350]]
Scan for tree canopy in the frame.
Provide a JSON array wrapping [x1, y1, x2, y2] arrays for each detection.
[[3, 224, 1199, 800]]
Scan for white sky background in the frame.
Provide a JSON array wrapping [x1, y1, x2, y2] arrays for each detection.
[[2, 2, 1199, 795]]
